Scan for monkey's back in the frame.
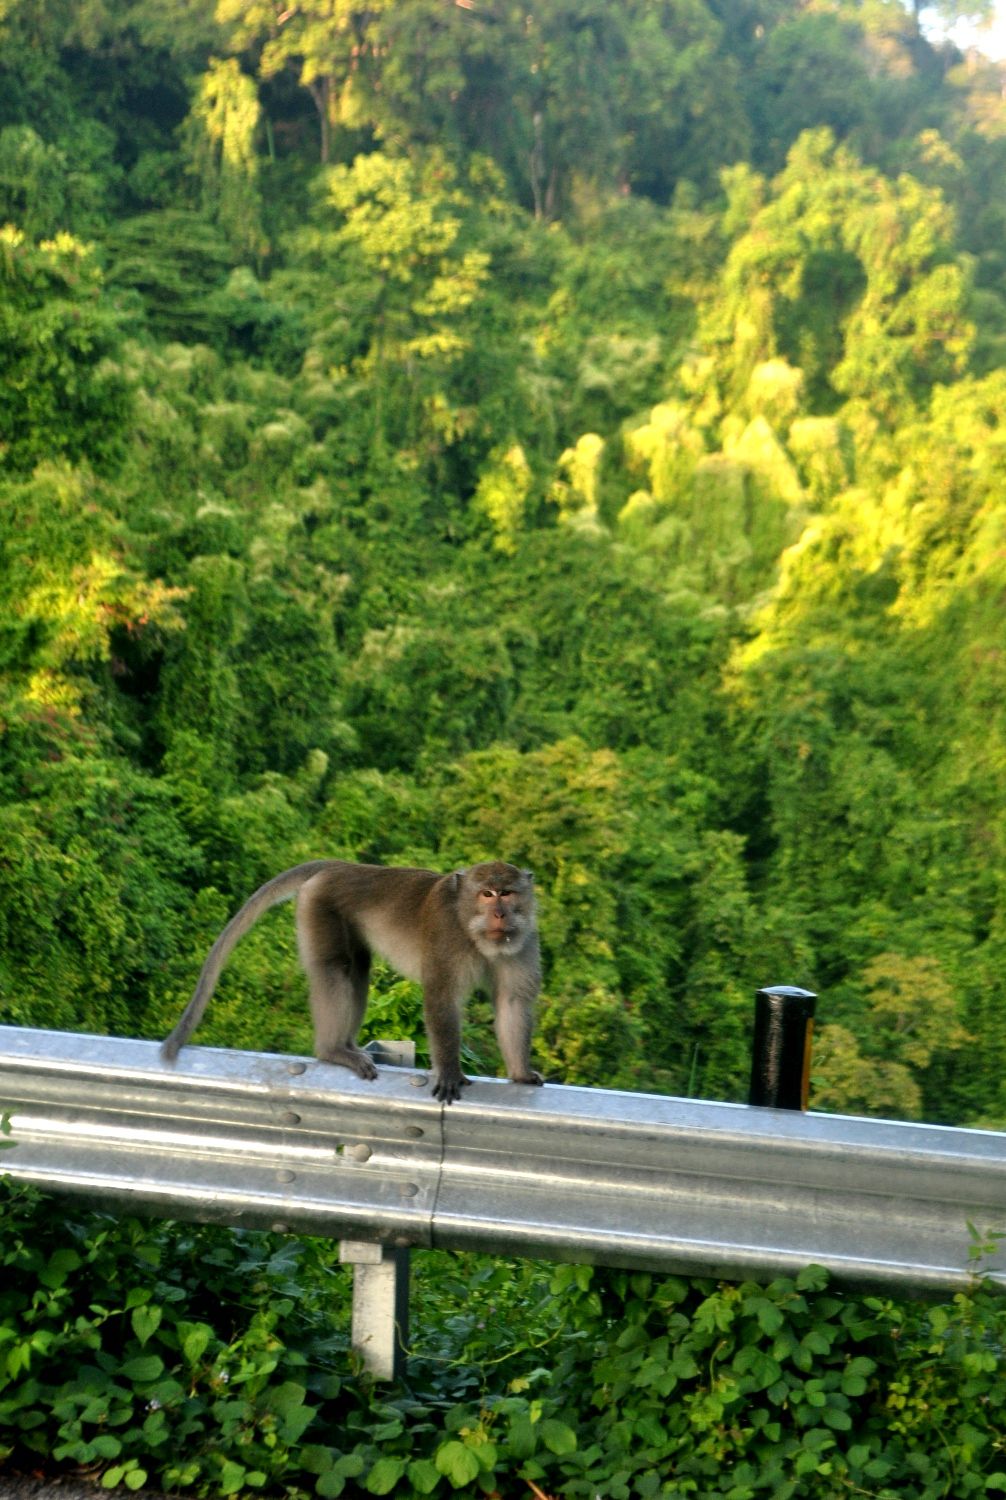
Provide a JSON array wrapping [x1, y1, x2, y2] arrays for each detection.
[[310, 861, 444, 917]]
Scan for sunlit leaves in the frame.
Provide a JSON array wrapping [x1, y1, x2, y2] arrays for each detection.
[[697, 129, 973, 420], [0, 228, 131, 472], [181, 58, 265, 258]]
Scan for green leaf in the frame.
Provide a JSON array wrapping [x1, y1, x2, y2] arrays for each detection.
[[301, 1445, 335, 1475], [470, 1439, 497, 1472], [865, 1459, 893, 1480], [102, 1463, 149, 1492], [369, 1419, 405, 1442], [407, 1458, 441, 1494], [179, 1323, 212, 1365], [219, 1461, 247, 1494], [315, 1476, 345, 1499], [539, 1419, 577, 1456], [270, 1380, 308, 1417], [507, 1414, 536, 1460], [333, 1454, 366, 1479], [119, 1355, 164, 1383], [39, 1249, 82, 1289], [365, 1456, 408, 1495], [131, 1304, 162, 1347], [435, 1440, 480, 1486], [268, 1381, 315, 1441], [749, 1297, 784, 1336]]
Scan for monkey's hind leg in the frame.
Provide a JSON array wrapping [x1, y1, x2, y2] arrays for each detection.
[[297, 887, 377, 1081]]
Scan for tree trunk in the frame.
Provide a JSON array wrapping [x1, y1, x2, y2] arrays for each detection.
[[308, 75, 333, 164]]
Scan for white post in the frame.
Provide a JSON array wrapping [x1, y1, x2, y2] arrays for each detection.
[[339, 1240, 410, 1380]]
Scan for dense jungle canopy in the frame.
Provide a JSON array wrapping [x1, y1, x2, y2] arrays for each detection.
[[2, 0, 1006, 1128]]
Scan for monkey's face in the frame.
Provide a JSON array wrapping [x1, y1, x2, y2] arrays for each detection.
[[463, 863, 536, 958]]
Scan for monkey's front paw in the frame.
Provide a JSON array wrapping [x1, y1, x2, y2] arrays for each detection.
[[510, 1070, 545, 1087], [432, 1070, 471, 1104]]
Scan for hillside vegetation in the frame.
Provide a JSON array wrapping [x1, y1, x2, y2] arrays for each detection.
[[3, 0, 1006, 1121], [4, 5, 1006, 1498]]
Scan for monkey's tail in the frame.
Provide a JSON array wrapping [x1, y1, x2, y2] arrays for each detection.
[[161, 861, 333, 1063]]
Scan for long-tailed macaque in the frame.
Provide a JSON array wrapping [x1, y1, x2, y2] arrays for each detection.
[[161, 860, 543, 1103]]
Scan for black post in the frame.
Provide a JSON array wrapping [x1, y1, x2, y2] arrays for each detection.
[[748, 986, 817, 1111]]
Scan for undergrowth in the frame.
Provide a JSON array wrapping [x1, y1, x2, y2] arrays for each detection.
[[1, 1181, 1004, 1498]]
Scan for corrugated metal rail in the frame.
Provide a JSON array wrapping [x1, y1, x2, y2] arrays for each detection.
[[3, 1022, 1005, 1284]]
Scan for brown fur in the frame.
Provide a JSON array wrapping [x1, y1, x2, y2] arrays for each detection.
[[161, 860, 542, 1103]]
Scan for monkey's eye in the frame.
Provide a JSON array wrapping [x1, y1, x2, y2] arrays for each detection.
[[480, 889, 495, 899]]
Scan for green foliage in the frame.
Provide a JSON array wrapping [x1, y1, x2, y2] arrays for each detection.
[[0, 755, 200, 1035], [693, 129, 973, 422], [103, 211, 238, 345], [279, 148, 530, 496], [0, 0, 1001, 1119], [182, 58, 265, 260], [549, 1262, 1006, 1498], [0, 229, 131, 472], [1, 1184, 1005, 1498], [813, 954, 972, 1118], [0, 126, 74, 240], [745, 11, 879, 174], [3, 18, 1006, 1492]]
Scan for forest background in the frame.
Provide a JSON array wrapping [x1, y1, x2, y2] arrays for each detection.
[[7, 4, 1006, 1497], [3, 0, 1006, 1131]]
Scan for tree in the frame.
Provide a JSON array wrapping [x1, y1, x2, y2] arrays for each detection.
[[216, 0, 389, 163], [182, 57, 265, 259], [813, 955, 970, 1119], [0, 126, 71, 238], [0, 228, 131, 472], [669, 128, 975, 445], [282, 150, 528, 494], [744, 12, 876, 173]]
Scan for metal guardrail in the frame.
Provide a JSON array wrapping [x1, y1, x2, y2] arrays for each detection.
[[2, 1024, 1006, 1374]]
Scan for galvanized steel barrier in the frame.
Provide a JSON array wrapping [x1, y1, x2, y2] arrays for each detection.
[[2, 1023, 1006, 1376]]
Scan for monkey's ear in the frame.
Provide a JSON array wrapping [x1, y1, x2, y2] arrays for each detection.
[[523, 869, 534, 883], [451, 870, 463, 890]]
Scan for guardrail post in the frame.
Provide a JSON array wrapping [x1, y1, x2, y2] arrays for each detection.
[[337, 1037, 417, 1380], [338, 1242, 410, 1381], [749, 985, 817, 1110]]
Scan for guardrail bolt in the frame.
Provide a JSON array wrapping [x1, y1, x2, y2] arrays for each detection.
[[748, 985, 817, 1111]]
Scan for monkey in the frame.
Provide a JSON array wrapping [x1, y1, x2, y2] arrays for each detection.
[[161, 860, 543, 1104]]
